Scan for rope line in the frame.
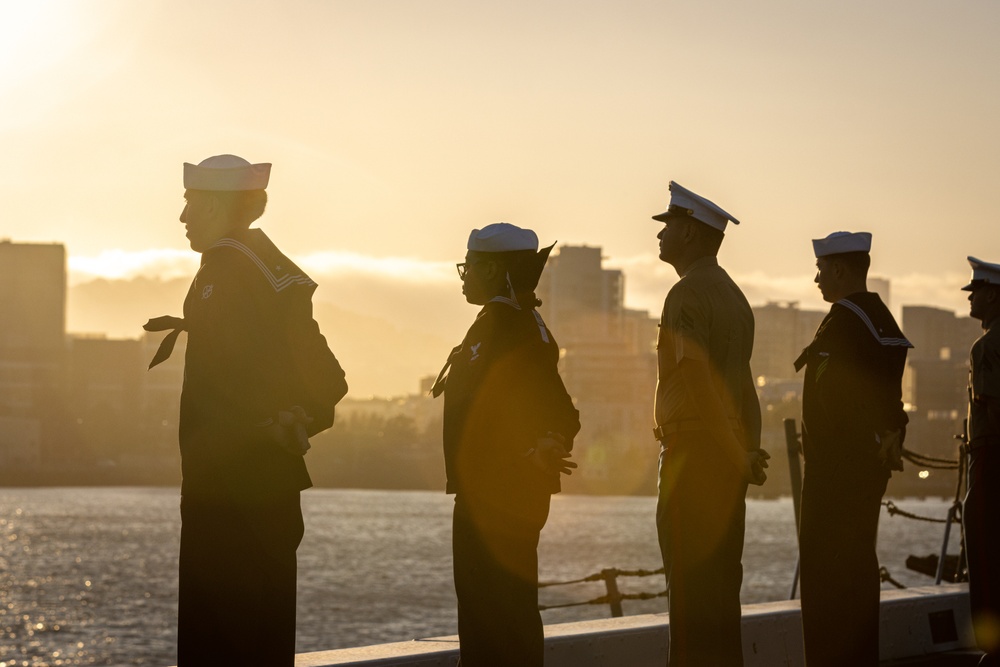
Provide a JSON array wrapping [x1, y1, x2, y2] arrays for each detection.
[[879, 566, 906, 589], [539, 589, 668, 611], [539, 567, 664, 588], [537, 440, 964, 614], [882, 500, 954, 524], [902, 448, 960, 470]]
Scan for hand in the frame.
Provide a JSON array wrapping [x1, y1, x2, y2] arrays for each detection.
[[745, 448, 770, 486], [878, 429, 904, 472], [526, 433, 578, 477], [266, 406, 313, 456]]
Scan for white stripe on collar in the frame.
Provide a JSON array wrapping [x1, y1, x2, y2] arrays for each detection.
[[487, 295, 521, 310], [837, 298, 913, 348], [485, 297, 551, 343], [210, 238, 316, 293]]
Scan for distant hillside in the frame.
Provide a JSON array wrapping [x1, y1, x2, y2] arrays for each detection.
[[69, 276, 191, 339], [67, 276, 456, 397], [312, 302, 450, 398]]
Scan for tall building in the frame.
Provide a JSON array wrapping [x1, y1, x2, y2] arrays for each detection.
[[751, 301, 826, 381], [0, 241, 67, 460], [536, 245, 659, 493], [869, 276, 891, 311], [536, 245, 626, 346], [900, 306, 981, 465], [0, 240, 66, 353]]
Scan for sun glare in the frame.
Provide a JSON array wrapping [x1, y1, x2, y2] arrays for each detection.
[[0, 1, 87, 93], [68, 249, 198, 284], [298, 251, 454, 283], [66, 248, 456, 285]]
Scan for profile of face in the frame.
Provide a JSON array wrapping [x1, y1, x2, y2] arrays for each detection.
[[814, 256, 837, 303], [656, 217, 688, 266], [458, 252, 501, 306], [968, 284, 997, 323], [179, 190, 233, 253]]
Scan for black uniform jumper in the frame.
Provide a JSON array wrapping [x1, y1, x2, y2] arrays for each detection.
[[149, 228, 347, 666], [796, 292, 910, 667], [437, 297, 579, 667]]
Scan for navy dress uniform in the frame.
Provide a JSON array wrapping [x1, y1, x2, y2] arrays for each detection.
[[145, 155, 347, 666], [652, 182, 763, 666], [962, 256, 1000, 665], [796, 231, 911, 667], [433, 223, 580, 667]]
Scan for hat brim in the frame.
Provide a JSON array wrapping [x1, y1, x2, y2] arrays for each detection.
[[652, 210, 686, 223]]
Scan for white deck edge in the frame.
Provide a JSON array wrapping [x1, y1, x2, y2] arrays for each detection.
[[173, 584, 976, 666]]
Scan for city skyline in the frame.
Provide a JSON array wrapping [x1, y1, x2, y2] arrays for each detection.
[[1, 237, 976, 500], [62, 240, 976, 332], [8, 235, 984, 399]]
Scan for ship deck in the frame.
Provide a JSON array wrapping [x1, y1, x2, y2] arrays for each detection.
[[269, 584, 981, 667]]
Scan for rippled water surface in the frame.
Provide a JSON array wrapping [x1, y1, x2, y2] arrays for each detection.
[[0, 488, 960, 666]]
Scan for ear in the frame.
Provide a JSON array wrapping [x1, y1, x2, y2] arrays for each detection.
[[481, 259, 502, 282], [829, 258, 846, 280], [203, 193, 220, 216], [681, 219, 699, 243]]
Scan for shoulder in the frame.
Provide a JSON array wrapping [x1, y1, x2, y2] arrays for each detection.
[[665, 275, 705, 310], [666, 267, 743, 315], [835, 294, 910, 348], [475, 303, 554, 352], [203, 233, 316, 297], [811, 303, 867, 349], [974, 328, 1000, 359], [196, 243, 263, 294], [981, 327, 1000, 347]]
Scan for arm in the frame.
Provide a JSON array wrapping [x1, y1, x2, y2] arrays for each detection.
[[497, 323, 581, 477], [191, 252, 344, 443], [678, 358, 767, 484], [284, 296, 348, 435], [741, 369, 763, 452], [988, 398, 1000, 436]]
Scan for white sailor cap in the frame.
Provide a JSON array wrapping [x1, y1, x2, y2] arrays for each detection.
[[962, 256, 1000, 291], [652, 181, 740, 232], [183, 154, 271, 191], [812, 231, 872, 258], [467, 222, 539, 253]]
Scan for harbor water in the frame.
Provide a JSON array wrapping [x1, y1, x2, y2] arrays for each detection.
[[0, 487, 961, 666]]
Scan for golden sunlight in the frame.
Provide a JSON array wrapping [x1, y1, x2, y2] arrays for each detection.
[[66, 248, 457, 285], [0, 1, 87, 93], [298, 251, 454, 283], [68, 249, 198, 284]]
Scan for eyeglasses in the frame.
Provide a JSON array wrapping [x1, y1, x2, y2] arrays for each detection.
[[456, 261, 482, 279]]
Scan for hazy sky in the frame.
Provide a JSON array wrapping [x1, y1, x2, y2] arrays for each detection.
[[3, 0, 998, 337]]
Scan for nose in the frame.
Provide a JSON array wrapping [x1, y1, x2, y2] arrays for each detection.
[[179, 203, 188, 223], [814, 272, 820, 284], [657, 228, 665, 240]]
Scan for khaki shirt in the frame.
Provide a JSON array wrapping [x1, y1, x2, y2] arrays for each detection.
[[969, 325, 1000, 446], [654, 256, 759, 448]]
